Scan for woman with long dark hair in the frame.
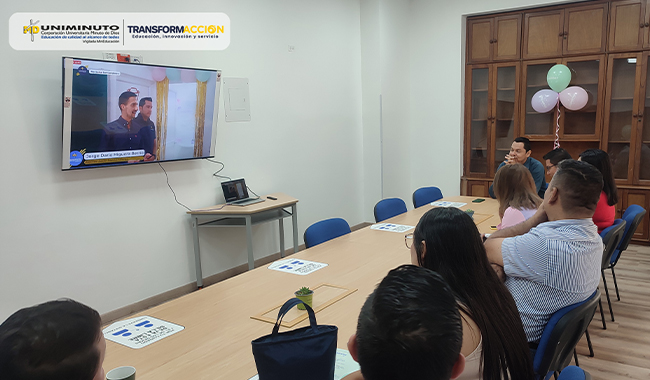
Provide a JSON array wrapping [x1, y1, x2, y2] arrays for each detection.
[[579, 149, 618, 233], [408, 207, 534, 380]]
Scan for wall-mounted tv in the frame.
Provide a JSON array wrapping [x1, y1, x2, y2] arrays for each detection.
[[61, 57, 221, 170]]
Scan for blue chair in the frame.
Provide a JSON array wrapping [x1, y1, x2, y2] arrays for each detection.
[[605, 205, 646, 301], [557, 366, 591, 380], [532, 290, 600, 380], [374, 198, 407, 222], [598, 219, 626, 326], [303, 218, 351, 249], [412, 187, 443, 208]]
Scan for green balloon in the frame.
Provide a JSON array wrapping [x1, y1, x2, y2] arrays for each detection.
[[547, 64, 571, 92]]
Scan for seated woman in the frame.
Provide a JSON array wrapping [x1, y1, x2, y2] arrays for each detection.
[[579, 149, 618, 233], [492, 164, 542, 230], [409, 207, 534, 380]]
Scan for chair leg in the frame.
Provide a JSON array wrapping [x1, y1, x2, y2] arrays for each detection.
[[611, 267, 620, 301], [573, 348, 579, 366], [585, 329, 594, 357], [598, 297, 606, 329], [602, 270, 615, 321]]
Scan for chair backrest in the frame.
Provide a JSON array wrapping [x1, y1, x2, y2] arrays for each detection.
[[303, 218, 351, 249], [557, 366, 591, 380], [533, 290, 600, 379], [373, 198, 407, 222], [616, 205, 647, 257], [599, 219, 626, 270], [412, 187, 443, 208]]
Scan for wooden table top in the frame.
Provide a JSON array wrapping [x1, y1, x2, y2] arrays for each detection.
[[187, 193, 298, 215], [104, 196, 498, 379]]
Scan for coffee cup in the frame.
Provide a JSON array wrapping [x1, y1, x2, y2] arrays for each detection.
[[106, 366, 136, 380]]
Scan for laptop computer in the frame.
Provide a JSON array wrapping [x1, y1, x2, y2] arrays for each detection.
[[221, 178, 264, 206]]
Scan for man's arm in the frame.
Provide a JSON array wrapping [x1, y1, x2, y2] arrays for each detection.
[[487, 204, 548, 239]]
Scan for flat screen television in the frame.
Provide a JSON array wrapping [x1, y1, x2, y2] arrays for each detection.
[[61, 57, 221, 170]]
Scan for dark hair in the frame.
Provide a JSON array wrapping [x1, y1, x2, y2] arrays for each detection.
[[514, 137, 531, 152], [118, 91, 137, 111], [493, 164, 542, 218], [578, 149, 618, 206], [139, 97, 153, 107], [552, 159, 603, 212], [356, 265, 462, 380], [413, 208, 534, 380], [0, 299, 102, 380], [543, 148, 572, 165]]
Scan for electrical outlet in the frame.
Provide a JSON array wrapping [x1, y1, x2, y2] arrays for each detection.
[[288, 45, 295, 52], [103, 52, 117, 61]]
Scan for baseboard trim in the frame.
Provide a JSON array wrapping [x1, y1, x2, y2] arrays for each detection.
[[101, 222, 372, 324]]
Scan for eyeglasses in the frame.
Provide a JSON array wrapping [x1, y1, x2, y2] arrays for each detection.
[[405, 233, 413, 249], [546, 164, 556, 171]]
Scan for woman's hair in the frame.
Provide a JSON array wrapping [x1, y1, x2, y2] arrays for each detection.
[[413, 208, 534, 380], [579, 149, 618, 206], [493, 164, 542, 218]]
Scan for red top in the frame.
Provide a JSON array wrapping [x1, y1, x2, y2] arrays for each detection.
[[593, 191, 615, 233]]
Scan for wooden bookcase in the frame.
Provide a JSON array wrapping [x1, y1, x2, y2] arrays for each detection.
[[462, 0, 650, 243]]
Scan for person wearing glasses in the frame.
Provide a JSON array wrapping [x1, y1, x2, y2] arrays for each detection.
[[405, 208, 534, 380], [542, 148, 572, 179]]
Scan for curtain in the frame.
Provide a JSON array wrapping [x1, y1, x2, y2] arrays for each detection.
[[156, 78, 169, 160], [194, 79, 207, 157]]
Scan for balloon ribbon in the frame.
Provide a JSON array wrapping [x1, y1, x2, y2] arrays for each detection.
[[554, 100, 561, 149]]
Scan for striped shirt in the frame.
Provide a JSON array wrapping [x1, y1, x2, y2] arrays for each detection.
[[502, 218, 602, 342]]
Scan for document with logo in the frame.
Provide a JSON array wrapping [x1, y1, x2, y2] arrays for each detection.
[[431, 201, 467, 208], [370, 223, 414, 233], [248, 348, 360, 380], [268, 258, 328, 275], [103, 316, 184, 349]]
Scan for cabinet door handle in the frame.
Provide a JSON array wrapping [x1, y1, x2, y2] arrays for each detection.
[[633, 114, 638, 118], [641, 23, 646, 28], [646, 22, 649, 27]]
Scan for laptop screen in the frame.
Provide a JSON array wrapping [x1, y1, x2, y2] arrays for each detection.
[[222, 179, 249, 202]]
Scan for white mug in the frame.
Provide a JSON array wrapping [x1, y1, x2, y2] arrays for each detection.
[[106, 366, 136, 380]]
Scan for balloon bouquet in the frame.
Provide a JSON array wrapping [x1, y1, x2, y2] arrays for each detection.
[[531, 64, 589, 148]]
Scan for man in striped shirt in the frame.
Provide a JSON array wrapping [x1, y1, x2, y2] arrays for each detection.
[[485, 160, 603, 343]]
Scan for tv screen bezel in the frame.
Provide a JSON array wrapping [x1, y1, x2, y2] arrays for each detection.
[[61, 56, 221, 171]]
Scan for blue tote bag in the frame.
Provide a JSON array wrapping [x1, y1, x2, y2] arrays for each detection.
[[251, 298, 338, 380]]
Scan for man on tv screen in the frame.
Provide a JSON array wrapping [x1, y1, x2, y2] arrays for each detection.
[[103, 91, 155, 162], [132, 97, 157, 161]]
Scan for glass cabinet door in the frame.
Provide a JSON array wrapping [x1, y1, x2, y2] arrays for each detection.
[[523, 62, 557, 136], [563, 57, 603, 137], [639, 54, 650, 182], [606, 56, 638, 181], [493, 65, 517, 173], [469, 67, 490, 175]]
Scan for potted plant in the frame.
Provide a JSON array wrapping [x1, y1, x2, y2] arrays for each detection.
[[294, 286, 314, 310], [465, 209, 475, 219]]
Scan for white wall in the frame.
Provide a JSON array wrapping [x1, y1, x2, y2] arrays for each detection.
[[0, 0, 364, 320]]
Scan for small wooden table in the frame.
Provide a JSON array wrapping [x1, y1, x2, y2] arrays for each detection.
[[187, 193, 299, 287]]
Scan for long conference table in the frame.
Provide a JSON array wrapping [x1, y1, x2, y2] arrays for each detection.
[[103, 196, 499, 379]]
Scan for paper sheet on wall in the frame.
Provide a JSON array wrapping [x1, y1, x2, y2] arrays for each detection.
[[370, 223, 414, 233], [268, 258, 328, 275], [431, 201, 467, 208], [102, 316, 184, 349], [248, 348, 360, 380]]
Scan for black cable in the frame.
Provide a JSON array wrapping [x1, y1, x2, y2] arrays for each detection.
[[158, 163, 192, 211], [205, 159, 260, 199], [206, 158, 231, 180], [247, 186, 260, 198]]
